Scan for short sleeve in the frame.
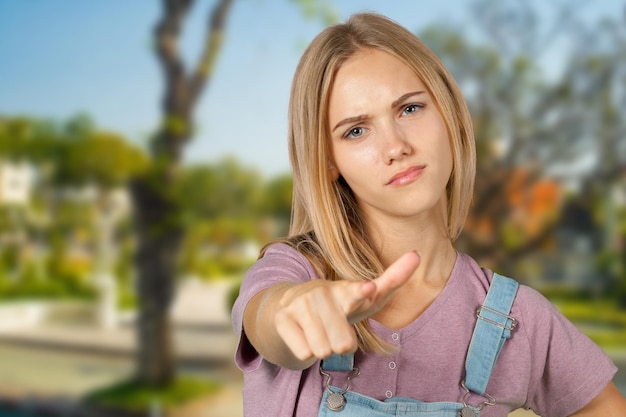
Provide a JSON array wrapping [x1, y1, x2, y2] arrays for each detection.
[[519, 286, 617, 416], [231, 243, 317, 371]]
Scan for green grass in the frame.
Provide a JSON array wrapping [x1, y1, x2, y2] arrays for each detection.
[[85, 376, 223, 413]]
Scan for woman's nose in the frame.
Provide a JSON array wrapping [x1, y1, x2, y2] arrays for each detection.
[[384, 126, 413, 164]]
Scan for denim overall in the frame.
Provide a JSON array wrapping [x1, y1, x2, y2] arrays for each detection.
[[318, 274, 519, 417]]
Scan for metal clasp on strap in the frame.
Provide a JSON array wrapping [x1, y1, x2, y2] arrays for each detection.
[[461, 380, 496, 411], [319, 366, 360, 411], [476, 305, 518, 331]]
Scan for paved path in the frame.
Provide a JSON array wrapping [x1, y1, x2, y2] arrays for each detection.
[[0, 279, 243, 416], [0, 279, 237, 364], [0, 321, 237, 367]]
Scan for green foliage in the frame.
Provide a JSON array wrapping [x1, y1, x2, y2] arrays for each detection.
[[176, 157, 292, 279], [0, 241, 20, 275], [0, 114, 148, 190], [179, 218, 257, 279], [64, 113, 96, 138], [52, 131, 149, 189], [177, 157, 264, 221], [0, 117, 34, 160], [261, 174, 293, 219], [0, 279, 95, 300], [85, 376, 222, 412], [0, 203, 98, 301], [191, 253, 254, 280], [0, 267, 96, 301], [177, 157, 292, 228], [161, 115, 190, 137]]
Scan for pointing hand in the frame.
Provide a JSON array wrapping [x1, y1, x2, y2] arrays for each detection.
[[274, 251, 420, 361]]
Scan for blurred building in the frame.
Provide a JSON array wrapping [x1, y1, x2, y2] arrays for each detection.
[[0, 161, 34, 206]]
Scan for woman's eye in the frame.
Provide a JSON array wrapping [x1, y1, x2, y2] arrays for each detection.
[[345, 126, 365, 139], [402, 104, 423, 116]]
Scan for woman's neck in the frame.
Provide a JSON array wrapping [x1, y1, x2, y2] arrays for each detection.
[[366, 217, 457, 329], [367, 212, 456, 287]]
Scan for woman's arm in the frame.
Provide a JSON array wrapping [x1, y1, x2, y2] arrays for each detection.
[[569, 381, 626, 416], [242, 251, 420, 370], [244, 279, 362, 370]]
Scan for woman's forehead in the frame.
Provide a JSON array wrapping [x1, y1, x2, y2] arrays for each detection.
[[328, 49, 428, 118]]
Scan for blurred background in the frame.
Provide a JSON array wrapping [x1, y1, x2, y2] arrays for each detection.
[[0, 1, 625, 416]]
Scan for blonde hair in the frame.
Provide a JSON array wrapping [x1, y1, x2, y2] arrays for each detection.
[[266, 12, 475, 353]]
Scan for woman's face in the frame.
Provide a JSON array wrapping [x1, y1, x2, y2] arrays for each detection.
[[327, 48, 453, 224]]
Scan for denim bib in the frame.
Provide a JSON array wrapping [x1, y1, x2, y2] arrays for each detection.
[[318, 274, 519, 417]]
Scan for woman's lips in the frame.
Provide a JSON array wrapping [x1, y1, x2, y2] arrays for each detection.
[[386, 165, 426, 186]]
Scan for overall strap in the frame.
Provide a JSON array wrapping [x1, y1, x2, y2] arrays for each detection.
[[464, 273, 519, 395], [321, 353, 354, 371]]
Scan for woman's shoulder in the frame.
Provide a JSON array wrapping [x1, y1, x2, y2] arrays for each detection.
[[232, 241, 319, 333], [260, 241, 302, 259], [455, 253, 565, 325], [247, 241, 318, 282], [258, 241, 311, 265], [513, 283, 557, 315]]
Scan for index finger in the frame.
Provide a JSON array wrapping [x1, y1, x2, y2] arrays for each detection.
[[369, 251, 420, 298], [344, 251, 420, 323]]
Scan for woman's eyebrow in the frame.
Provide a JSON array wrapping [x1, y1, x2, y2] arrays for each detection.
[[391, 91, 425, 108], [332, 115, 368, 133]]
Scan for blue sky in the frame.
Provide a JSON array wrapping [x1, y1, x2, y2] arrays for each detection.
[[0, 1, 623, 177]]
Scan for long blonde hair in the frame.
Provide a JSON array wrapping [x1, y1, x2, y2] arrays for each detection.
[[266, 12, 475, 353]]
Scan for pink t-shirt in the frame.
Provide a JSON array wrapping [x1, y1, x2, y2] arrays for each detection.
[[231, 243, 617, 417]]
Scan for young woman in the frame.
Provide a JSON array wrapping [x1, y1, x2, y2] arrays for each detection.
[[231, 12, 626, 417]]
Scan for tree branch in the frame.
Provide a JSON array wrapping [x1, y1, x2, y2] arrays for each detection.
[[189, 0, 234, 107], [155, 0, 194, 114]]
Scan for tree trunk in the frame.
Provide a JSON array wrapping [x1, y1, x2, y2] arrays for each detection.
[[131, 173, 183, 385], [131, 0, 233, 386]]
